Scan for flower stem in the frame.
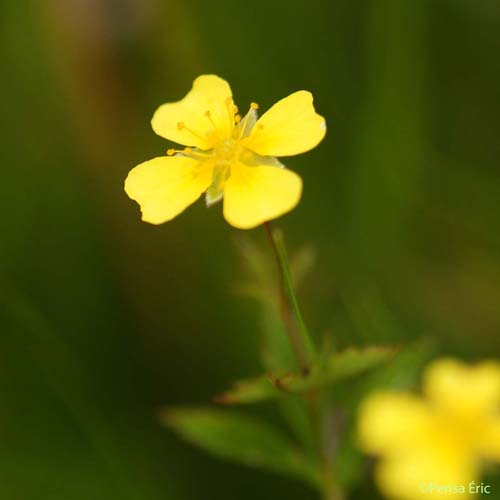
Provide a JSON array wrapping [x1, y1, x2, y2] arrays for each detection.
[[264, 222, 344, 500], [264, 222, 316, 372]]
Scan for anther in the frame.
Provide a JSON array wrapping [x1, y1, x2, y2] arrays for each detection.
[[235, 114, 241, 124], [205, 110, 217, 129], [167, 148, 176, 156], [237, 102, 260, 140], [225, 98, 239, 114]]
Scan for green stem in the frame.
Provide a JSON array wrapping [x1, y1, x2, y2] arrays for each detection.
[[264, 222, 316, 372], [264, 222, 344, 500]]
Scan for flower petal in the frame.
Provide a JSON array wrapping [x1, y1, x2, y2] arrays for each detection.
[[479, 418, 500, 461], [223, 163, 302, 229], [359, 391, 480, 499], [125, 156, 212, 224], [423, 359, 500, 418], [151, 75, 233, 149], [241, 91, 326, 157], [376, 452, 477, 500], [358, 392, 434, 455]]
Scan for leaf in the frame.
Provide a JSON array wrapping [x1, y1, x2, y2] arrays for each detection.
[[161, 407, 320, 488], [233, 236, 277, 307], [289, 244, 317, 291], [216, 346, 398, 405], [214, 375, 282, 404], [234, 237, 316, 305], [284, 345, 399, 393], [353, 338, 435, 392], [214, 370, 316, 453]]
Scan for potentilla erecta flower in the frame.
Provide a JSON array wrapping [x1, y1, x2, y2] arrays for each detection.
[[358, 358, 500, 500], [125, 75, 326, 229]]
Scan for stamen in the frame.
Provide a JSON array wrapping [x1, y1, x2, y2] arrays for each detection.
[[184, 147, 214, 161], [238, 101, 260, 139], [235, 114, 241, 124], [204, 110, 218, 129], [176, 121, 207, 143], [166, 146, 213, 161]]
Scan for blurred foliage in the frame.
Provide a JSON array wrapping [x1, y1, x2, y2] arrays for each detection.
[[215, 346, 398, 405], [162, 407, 320, 488], [1, 0, 499, 499]]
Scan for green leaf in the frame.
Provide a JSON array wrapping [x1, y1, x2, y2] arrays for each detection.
[[216, 346, 398, 405], [233, 236, 277, 307], [214, 376, 282, 405], [234, 237, 316, 308], [284, 345, 399, 393], [214, 371, 316, 454], [161, 407, 320, 488], [289, 244, 317, 291]]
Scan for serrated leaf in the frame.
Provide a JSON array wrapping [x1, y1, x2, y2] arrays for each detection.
[[284, 345, 399, 393], [216, 346, 398, 405], [215, 371, 316, 453], [161, 407, 320, 488], [214, 376, 282, 404]]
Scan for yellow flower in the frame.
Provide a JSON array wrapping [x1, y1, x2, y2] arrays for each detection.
[[358, 358, 500, 500], [124, 75, 326, 229]]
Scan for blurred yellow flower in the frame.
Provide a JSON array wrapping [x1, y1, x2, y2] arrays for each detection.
[[125, 75, 326, 229], [358, 359, 500, 499]]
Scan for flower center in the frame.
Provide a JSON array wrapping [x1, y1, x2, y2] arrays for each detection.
[[166, 101, 261, 206], [214, 138, 241, 163]]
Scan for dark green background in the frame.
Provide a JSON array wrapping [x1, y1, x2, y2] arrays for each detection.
[[1, 0, 499, 498]]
